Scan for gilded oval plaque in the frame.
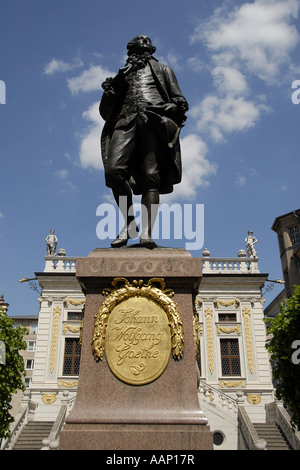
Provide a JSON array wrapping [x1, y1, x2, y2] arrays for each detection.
[[105, 296, 171, 385]]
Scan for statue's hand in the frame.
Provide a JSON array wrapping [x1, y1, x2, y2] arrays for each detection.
[[162, 103, 178, 116]]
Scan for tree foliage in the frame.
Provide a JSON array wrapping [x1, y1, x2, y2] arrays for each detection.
[[266, 285, 300, 429], [0, 308, 28, 440]]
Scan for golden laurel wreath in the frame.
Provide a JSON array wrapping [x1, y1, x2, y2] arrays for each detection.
[[92, 277, 184, 362]]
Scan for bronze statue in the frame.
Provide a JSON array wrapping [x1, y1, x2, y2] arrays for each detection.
[[99, 35, 188, 248]]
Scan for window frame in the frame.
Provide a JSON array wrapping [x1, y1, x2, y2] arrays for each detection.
[[220, 338, 241, 376], [63, 338, 81, 376]]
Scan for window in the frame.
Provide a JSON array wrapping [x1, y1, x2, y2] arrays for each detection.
[[288, 225, 300, 246], [213, 432, 224, 446], [28, 341, 36, 351], [63, 338, 81, 375], [219, 313, 236, 322], [30, 321, 38, 334], [26, 359, 34, 370], [67, 312, 83, 321], [220, 339, 241, 376], [24, 377, 31, 388]]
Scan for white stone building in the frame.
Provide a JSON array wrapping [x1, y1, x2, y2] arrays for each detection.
[[2, 238, 299, 450]]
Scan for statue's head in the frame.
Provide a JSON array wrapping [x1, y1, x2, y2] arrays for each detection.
[[127, 35, 156, 56]]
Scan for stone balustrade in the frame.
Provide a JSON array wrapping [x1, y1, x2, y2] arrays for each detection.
[[44, 252, 259, 275], [44, 256, 77, 273], [201, 248, 259, 274]]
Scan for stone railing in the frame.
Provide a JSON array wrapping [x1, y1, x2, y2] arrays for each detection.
[[198, 380, 242, 418], [202, 256, 260, 274], [1, 390, 38, 450], [238, 406, 267, 450], [41, 391, 76, 450], [266, 401, 300, 450], [44, 256, 77, 273]]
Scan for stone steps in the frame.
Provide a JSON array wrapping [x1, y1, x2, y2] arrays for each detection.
[[254, 423, 292, 450], [13, 422, 54, 450]]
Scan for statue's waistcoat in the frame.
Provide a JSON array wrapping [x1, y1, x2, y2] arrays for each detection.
[[116, 65, 164, 127]]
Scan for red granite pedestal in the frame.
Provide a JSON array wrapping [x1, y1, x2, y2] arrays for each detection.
[[59, 247, 213, 450]]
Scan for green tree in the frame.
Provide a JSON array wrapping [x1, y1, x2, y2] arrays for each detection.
[[266, 285, 300, 429], [0, 307, 28, 440]]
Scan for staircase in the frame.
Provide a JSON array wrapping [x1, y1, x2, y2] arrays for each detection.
[[13, 421, 54, 450], [253, 423, 292, 450]]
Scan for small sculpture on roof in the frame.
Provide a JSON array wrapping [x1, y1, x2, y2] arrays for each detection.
[[46, 229, 58, 255], [245, 230, 258, 258]]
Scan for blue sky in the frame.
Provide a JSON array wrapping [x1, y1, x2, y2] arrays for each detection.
[[0, 0, 299, 315]]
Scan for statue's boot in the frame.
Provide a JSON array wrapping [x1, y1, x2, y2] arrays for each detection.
[[140, 188, 159, 249], [111, 186, 138, 248]]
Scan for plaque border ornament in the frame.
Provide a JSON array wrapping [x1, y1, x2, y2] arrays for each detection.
[[92, 277, 184, 362]]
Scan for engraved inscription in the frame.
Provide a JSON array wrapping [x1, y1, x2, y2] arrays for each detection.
[[105, 297, 171, 385]]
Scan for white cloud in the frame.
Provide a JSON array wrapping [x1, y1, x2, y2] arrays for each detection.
[[44, 57, 83, 75], [191, 0, 300, 84], [55, 169, 69, 179], [165, 133, 217, 201], [0, 212, 4, 218], [67, 65, 114, 95], [236, 174, 246, 186], [79, 101, 104, 170], [188, 0, 296, 143], [211, 66, 248, 96], [190, 94, 269, 142]]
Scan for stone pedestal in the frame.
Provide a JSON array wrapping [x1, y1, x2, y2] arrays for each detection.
[[59, 248, 213, 450]]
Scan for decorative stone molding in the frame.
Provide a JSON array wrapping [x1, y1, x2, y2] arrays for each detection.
[[63, 324, 81, 334], [58, 380, 78, 388], [65, 297, 86, 307], [216, 298, 239, 309], [242, 306, 254, 374], [50, 306, 61, 373], [42, 393, 57, 405], [217, 325, 241, 335], [220, 380, 245, 388], [204, 307, 214, 374], [247, 394, 261, 405]]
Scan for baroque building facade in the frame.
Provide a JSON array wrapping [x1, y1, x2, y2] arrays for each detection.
[[2, 236, 299, 450]]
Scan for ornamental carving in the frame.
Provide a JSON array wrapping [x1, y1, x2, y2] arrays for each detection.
[[204, 307, 214, 374], [242, 306, 254, 374], [58, 380, 78, 388], [247, 393, 261, 405], [217, 325, 241, 335], [220, 380, 245, 388], [50, 306, 61, 373], [63, 324, 81, 334], [65, 297, 86, 307], [42, 393, 57, 405], [216, 298, 239, 309]]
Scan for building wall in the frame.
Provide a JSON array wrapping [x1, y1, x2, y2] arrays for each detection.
[[272, 209, 300, 297], [8, 316, 38, 416], [30, 270, 84, 421]]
